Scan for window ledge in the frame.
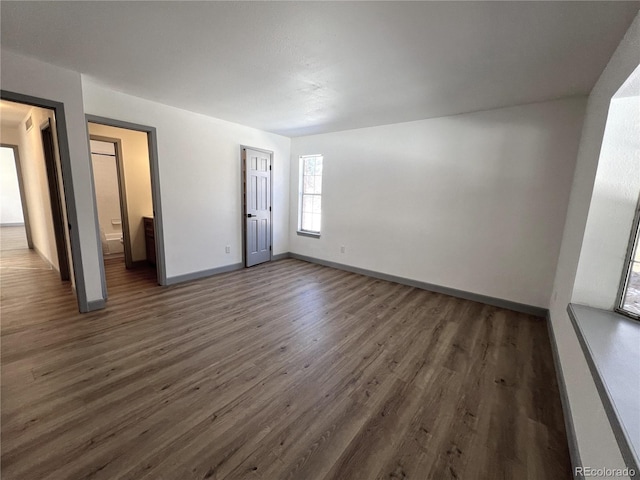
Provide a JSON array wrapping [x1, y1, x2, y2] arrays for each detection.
[[567, 304, 640, 473], [297, 230, 320, 238]]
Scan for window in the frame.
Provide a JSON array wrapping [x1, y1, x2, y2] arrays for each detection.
[[617, 195, 640, 319], [298, 155, 323, 235]]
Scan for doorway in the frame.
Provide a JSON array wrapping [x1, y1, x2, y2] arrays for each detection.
[[0, 99, 75, 287], [1, 91, 92, 312], [241, 146, 273, 267], [0, 144, 32, 249], [86, 116, 166, 290], [90, 137, 132, 268]]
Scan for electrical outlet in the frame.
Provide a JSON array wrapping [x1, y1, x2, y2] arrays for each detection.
[[225, 245, 231, 254], [340, 245, 345, 254]]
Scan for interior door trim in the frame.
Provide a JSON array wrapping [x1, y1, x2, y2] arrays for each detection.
[[85, 114, 167, 287], [89, 135, 133, 269], [0, 89, 90, 311], [41, 120, 71, 281]]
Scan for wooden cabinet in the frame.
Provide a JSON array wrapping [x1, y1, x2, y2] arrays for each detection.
[[143, 216, 156, 265]]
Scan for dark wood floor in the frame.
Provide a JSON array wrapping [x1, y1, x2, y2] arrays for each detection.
[[1, 235, 571, 479]]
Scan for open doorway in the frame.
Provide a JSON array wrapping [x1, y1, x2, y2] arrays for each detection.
[[0, 144, 33, 264], [90, 137, 131, 268], [87, 117, 166, 294], [1, 144, 31, 245], [0, 100, 75, 287]]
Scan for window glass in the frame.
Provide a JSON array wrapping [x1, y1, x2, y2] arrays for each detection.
[[299, 155, 323, 233]]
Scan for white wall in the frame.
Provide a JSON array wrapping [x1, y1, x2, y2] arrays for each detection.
[[573, 93, 640, 309], [82, 80, 292, 278], [1, 48, 103, 305], [88, 124, 153, 262], [0, 126, 20, 145], [549, 12, 640, 476], [290, 97, 586, 308], [0, 146, 24, 224], [16, 107, 60, 269], [91, 150, 122, 239]]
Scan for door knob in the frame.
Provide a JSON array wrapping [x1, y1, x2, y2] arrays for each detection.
[[247, 214, 256, 218]]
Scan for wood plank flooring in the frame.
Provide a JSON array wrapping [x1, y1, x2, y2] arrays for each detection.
[[0, 225, 53, 271], [1, 241, 571, 479], [0, 226, 28, 251]]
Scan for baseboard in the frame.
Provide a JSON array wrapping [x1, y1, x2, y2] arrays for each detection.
[[288, 252, 547, 317], [546, 312, 583, 480], [33, 245, 56, 272], [272, 252, 291, 261], [0, 222, 25, 227], [86, 299, 106, 312], [165, 262, 244, 286]]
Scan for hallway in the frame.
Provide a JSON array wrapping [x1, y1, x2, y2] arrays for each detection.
[[0, 225, 52, 271]]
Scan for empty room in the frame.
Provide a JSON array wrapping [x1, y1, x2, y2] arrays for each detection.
[[1, 2, 639, 479]]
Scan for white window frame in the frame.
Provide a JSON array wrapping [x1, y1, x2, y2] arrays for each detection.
[[616, 194, 640, 320], [298, 154, 323, 236]]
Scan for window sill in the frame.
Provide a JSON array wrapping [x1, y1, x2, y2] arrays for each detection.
[[567, 303, 640, 473], [297, 230, 320, 238]]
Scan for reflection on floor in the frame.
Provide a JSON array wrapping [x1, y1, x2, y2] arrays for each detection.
[[1, 254, 571, 479], [0, 225, 28, 250], [103, 254, 158, 297], [0, 226, 53, 271], [1, 225, 76, 327], [0, 226, 157, 300]]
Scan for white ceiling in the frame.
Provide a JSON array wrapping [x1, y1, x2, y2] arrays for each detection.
[[0, 100, 33, 129], [616, 63, 640, 98], [1, 2, 637, 137]]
